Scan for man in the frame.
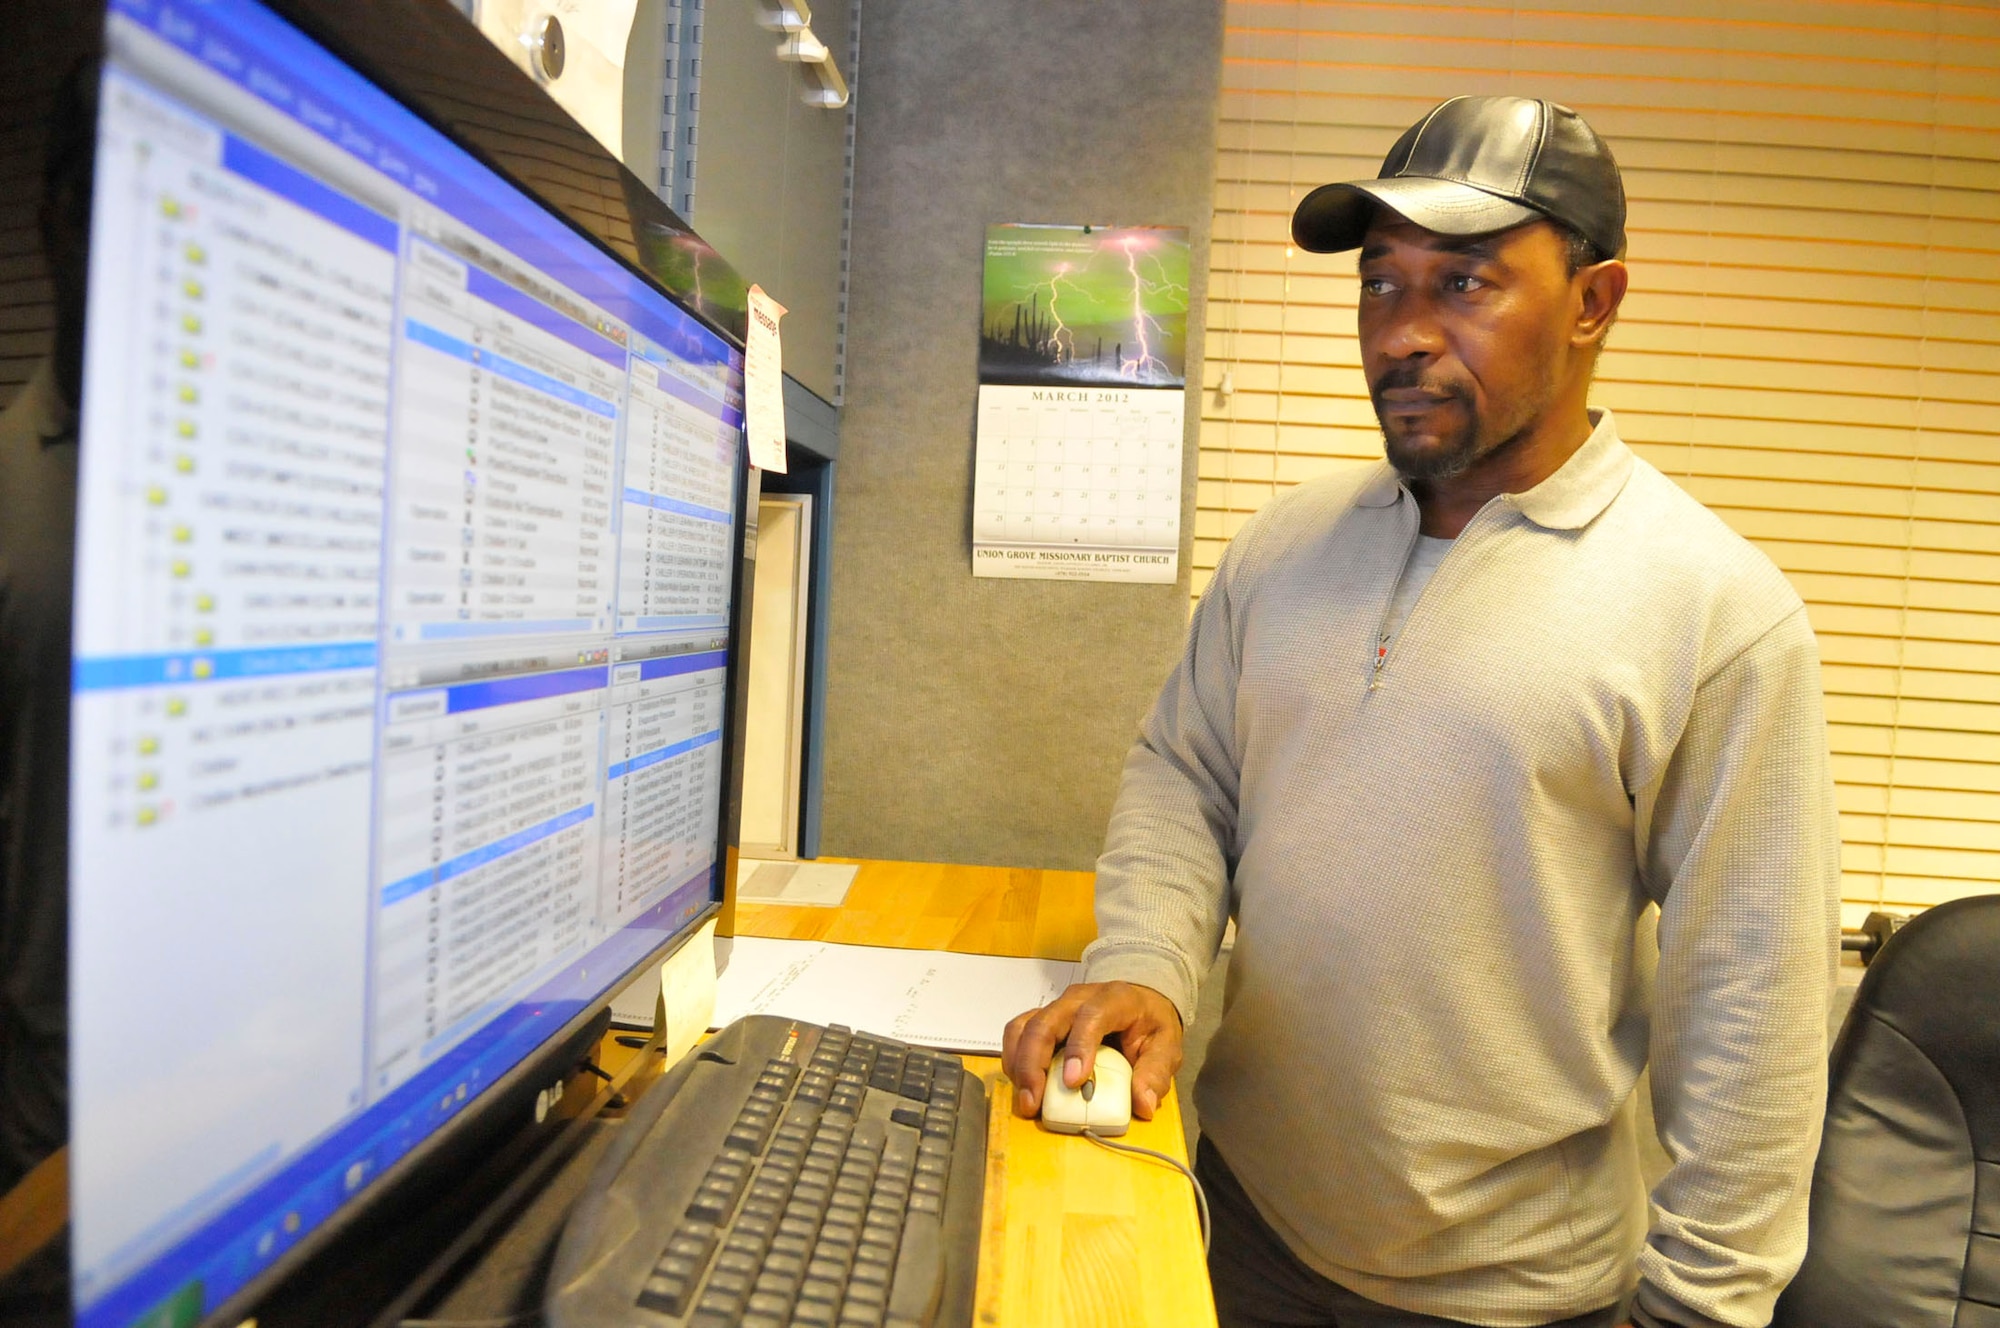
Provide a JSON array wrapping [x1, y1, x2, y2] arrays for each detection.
[[1002, 96, 1840, 1328]]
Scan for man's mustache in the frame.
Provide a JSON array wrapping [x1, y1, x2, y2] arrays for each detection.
[[1369, 365, 1471, 401]]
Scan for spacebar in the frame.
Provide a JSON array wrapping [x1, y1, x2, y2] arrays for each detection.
[[885, 1209, 943, 1327]]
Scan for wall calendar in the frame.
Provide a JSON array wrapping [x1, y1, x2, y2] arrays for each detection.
[[972, 223, 1189, 583]]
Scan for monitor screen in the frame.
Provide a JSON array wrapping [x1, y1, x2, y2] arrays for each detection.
[[67, 2, 746, 1323]]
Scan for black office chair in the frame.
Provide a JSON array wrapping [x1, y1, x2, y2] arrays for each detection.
[[1772, 894, 2000, 1328]]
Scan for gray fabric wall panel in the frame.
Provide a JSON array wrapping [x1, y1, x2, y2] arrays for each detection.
[[821, 1, 1223, 870]]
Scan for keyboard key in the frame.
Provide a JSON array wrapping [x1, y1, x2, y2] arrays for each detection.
[[799, 1275, 843, 1306], [889, 1107, 922, 1130], [688, 1182, 741, 1223], [717, 1247, 760, 1277], [707, 1266, 753, 1299], [665, 1220, 719, 1267], [887, 1210, 944, 1324], [747, 1290, 793, 1319], [755, 1268, 800, 1299], [637, 1272, 691, 1316], [693, 1298, 742, 1328]]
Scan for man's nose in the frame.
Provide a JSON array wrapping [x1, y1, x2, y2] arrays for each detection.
[[1372, 291, 1446, 361]]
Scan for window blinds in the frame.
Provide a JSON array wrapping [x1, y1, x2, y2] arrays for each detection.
[[1198, 0, 2000, 922]]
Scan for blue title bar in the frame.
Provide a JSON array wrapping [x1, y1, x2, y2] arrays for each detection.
[[219, 132, 397, 250], [463, 265, 628, 371], [443, 664, 609, 715], [639, 650, 728, 681], [655, 369, 745, 432]]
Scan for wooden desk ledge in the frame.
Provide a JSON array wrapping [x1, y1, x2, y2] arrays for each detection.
[[970, 1063, 1215, 1328], [731, 858, 1098, 963]]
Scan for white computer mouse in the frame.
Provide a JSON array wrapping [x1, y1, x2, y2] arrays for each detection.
[[1039, 1044, 1132, 1137]]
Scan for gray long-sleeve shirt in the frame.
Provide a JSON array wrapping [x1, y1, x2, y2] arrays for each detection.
[[1083, 411, 1842, 1328]]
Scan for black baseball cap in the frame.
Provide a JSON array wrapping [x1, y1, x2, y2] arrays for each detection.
[[1292, 96, 1626, 259]]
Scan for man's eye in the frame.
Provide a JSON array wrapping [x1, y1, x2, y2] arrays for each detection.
[[1447, 273, 1485, 294], [1360, 277, 1393, 296]]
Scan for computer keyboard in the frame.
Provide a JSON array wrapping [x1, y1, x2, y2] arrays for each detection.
[[547, 1014, 988, 1328]]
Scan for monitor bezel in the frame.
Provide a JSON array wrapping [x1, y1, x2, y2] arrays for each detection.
[[69, 0, 755, 1322]]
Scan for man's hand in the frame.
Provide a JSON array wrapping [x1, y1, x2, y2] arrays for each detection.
[[1000, 981, 1183, 1122]]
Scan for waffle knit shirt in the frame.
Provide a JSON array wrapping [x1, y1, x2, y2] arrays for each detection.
[[1082, 410, 1842, 1328]]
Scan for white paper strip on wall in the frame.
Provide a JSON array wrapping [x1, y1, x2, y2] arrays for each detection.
[[744, 285, 790, 474]]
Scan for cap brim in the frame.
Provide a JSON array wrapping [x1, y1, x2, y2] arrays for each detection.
[[1292, 176, 1543, 254]]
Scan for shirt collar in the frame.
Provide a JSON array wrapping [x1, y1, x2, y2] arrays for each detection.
[[1353, 408, 1634, 530], [1509, 409, 1633, 529]]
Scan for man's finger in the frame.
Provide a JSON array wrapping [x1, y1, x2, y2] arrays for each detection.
[[1001, 1010, 1030, 1067], [1060, 991, 1121, 1090], [1128, 1028, 1181, 1121], [1002, 996, 1080, 1117]]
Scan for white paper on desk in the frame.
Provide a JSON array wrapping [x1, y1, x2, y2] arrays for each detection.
[[744, 286, 789, 473], [712, 937, 1080, 1054]]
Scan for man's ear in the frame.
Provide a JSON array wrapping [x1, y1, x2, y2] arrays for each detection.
[[1574, 258, 1628, 350]]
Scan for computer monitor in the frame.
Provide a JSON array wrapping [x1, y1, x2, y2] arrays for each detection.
[[66, 2, 748, 1324]]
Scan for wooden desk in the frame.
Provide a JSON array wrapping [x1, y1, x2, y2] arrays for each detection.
[[733, 857, 1217, 1328]]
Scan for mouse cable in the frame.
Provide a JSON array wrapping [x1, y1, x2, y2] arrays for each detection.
[[1080, 1128, 1212, 1255]]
